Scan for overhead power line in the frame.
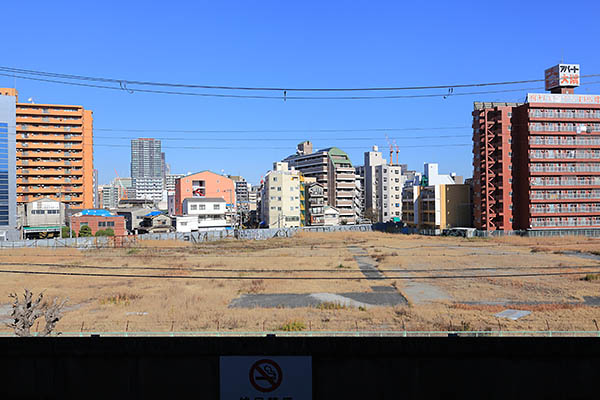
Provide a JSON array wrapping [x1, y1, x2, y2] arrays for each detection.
[[3, 65, 600, 92], [3, 70, 600, 100], [0, 268, 596, 281]]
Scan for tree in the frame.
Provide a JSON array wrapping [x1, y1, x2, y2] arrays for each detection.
[[79, 225, 92, 237], [61, 226, 74, 238], [95, 228, 115, 237], [6, 289, 68, 337], [363, 208, 377, 223]]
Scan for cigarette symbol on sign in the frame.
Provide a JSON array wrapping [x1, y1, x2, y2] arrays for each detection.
[[249, 359, 283, 393]]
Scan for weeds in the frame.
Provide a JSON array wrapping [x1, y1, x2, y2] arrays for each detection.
[[316, 302, 348, 310], [238, 279, 265, 294], [278, 320, 306, 331], [358, 305, 368, 312], [336, 263, 350, 269], [99, 293, 142, 306], [582, 274, 600, 282]]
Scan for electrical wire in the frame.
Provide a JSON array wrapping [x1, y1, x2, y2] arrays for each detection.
[[0, 268, 596, 280], [3, 65, 600, 92], [4, 71, 600, 100]]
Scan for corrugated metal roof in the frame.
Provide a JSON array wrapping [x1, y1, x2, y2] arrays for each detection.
[[79, 209, 113, 217]]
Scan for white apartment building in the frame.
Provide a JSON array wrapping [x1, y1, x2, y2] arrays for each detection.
[[182, 197, 232, 230], [376, 163, 407, 222], [133, 177, 163, 203], [260, 162, 301, 228], [361, 146, 417, 223]]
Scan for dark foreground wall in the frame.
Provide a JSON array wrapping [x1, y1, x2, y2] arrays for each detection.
[[0, 337, 598, 399]]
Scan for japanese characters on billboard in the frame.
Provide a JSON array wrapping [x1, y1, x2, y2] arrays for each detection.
[[527, 93, 600, 105], [545, 64, 580, 90]]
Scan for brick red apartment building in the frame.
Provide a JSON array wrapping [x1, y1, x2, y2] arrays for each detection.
[[473, 64, 600, 230]]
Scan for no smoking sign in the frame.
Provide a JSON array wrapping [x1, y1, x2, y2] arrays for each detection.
[[220, 356, 312, 400]]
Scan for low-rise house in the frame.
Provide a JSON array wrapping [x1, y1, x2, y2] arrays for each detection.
[[323, 206, 340, 226], [70, 209, 126, 236], [139, 211, 174, 234], [173, 215, 199, 233], [183, 197, 232, 231], [18, 197, 67, 239]]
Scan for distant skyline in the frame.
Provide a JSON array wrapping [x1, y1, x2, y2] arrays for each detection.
[[1, 1, 599, 185]]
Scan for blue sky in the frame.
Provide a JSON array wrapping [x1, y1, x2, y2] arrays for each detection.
[[1, 1, 599, 185]]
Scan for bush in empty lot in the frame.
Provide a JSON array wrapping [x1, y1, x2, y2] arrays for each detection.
[[278, 320, 306, 331], [582, 274, 600, 282]]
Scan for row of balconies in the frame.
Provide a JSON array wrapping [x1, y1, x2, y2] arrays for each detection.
[[18, 186, 83, 193], [17, 107, 82, 115], [17, 116, 82, 125], [18, 168, 83, 175], [530, 150, 600, 159], [529, 137, 600, 146], [531, 190, 600, 200], [531, 204, 600, 214], [531, 217, 600, 227], [18, 134, 84, 141], [529, 123, 600, 133], [529, 110, 600, 119], [530, 177, 600, 186], [530, 164, 600, 173], [17, 177, 83, 184], [18, 125, 84, 133], [18, 151, 83, 158], [17, 160, 84, 167]]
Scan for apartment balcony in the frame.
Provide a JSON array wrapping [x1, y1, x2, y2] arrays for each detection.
[[17, 116, 83, 125], [17, 108, 83, 117], [18, 151, 83, 159], [17, 125, 84, 134], [17, 177, 83, 185], [17, 133, 83, 142], [18, 186, 83, 194], [336, 173, 356, 180], [336, 191, 355, 198], [17, 168, 83, 176], [17, 160, 84, 168]]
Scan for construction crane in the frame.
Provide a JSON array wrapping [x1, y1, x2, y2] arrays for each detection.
[[394, 141, 400, 167], [385, 134, 394, 166], [114, 168, 128, 201]]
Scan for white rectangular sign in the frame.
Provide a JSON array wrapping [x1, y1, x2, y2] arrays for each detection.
[[220, 356, 312, 400], [545, 64, 580, 90], [32, 201, 60, 211], [527, 93, 600, 105]]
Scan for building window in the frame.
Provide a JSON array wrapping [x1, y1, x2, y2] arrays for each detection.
[[107, 221, 114, 227], [213, 204, 220, 210], [199, 205, 206, 210], [190, 204, 197, 211]]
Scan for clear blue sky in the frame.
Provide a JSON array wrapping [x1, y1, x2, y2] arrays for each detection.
[[1, 1, 599, 185]]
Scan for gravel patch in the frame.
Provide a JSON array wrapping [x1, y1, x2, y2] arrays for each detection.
[[229, 291, 407, 309]]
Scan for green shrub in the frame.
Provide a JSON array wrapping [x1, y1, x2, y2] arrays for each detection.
[[278, 320, 306, 332], [582, 274, 600, 281], [104, 228, 115, 236], [78, 225, 92, 237], [61, 226, 74, 238]]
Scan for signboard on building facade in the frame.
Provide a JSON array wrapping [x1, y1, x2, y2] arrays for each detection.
[[220, 356, 312, 400], [32, 201, 60, 211], [527, 93, 600, 105], [544, 64, 580, 90]]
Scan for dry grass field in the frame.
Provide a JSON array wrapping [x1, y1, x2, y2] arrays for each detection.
[[1, 231, 599, 335]]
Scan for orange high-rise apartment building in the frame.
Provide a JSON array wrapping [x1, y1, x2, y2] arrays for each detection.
[[1, 89, 94, 209]]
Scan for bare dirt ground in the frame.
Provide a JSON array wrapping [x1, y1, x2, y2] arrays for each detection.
[[0, 232, 599, 334]]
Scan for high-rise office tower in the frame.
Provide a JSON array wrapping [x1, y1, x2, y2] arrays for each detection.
[[130, 138, 163, 202]]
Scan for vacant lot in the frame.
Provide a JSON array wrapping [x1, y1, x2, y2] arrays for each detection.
[[1, 232, 599, 335]]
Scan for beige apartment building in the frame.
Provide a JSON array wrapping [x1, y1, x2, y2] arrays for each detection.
[[1, 89, 94, 209], [283, 141, 356, 223], [260, 162, 301, 228]]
